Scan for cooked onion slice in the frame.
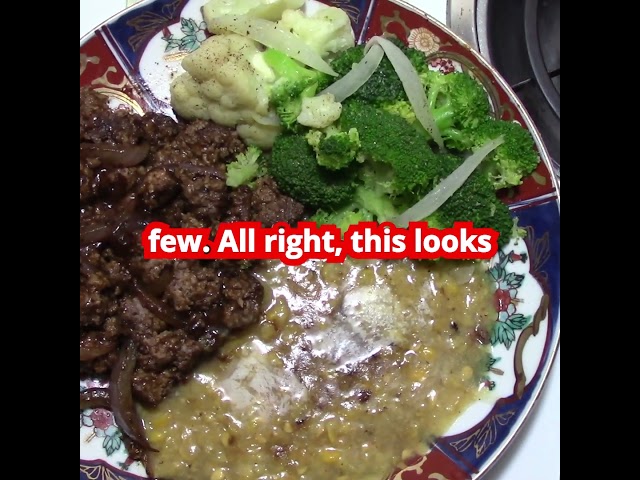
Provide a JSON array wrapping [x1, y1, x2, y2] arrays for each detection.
[[110, 340, 157, 452], [80, 337, 116, 361], [254, 111, 283, 126], [209, 15, 337, 76], [367, 36, 444, 150], [131, 279, 187, 329], [319, 44, 384, 102], [394, 136, 505, 227], [80, 143, 149, 167]]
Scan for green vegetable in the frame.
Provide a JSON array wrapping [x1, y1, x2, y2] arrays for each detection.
[[306, 127, 361, 170], [311, 185, 399, 233], [328, 38, 429, 107], [340, 102, 440, 195], [261, 33, 540, 248], [268, 133, 356, 209], [226, 146, 265, 187], [263, 48, 329, 131], [425, 71, 491, 127], [311, 207, 373, 233], [385, 70, 491, 149], [424, 155, 514, 248], [470, 119, 540, 190]]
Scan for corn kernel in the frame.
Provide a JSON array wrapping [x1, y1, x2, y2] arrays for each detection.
[[357, 268, 376, 286], [320, 448, 341, 463], [266, 296, 291, 329], [422, 347, 437, 364], [409, 366, 427, 383], [321, 263, 347, 286], [210, 470, 226, 480], [326, 422, 339, 443], [461, 366, 474, 382], [416, 442, 430, 456], [443, 281, 459, 297], [151, 415, 169, 429], [148, 430, 164, 445], [259, 322, 277, 342], [401, 448, 415, 461]]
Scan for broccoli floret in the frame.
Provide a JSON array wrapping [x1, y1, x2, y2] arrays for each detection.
[[268, 133, 356, 209], [305, 100, 443, 228], [311, 183, 399, 231], [354, 185, 400, 222], [470, 119, 540, 190], [226, 146, 265, 187], [312, 207, 374, 232], [340, 102, 440, 195], [306, 127, 361, 170], [511, 216, 527, 240], [422, 70, 492, 149], [263, 48, 329, 131], [327, 38, 429, 106], [425, 157, 514, 248]]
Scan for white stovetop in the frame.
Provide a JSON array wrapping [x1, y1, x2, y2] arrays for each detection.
[[79, 2, 560, 479]]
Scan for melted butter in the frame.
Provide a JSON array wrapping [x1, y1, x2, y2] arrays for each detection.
[[141, 258, 496, 480]]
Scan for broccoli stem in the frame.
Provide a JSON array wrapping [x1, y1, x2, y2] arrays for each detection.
[[432, 106, 455, 131], [442, 128, 465, 143], [263, 48, 315, 80]]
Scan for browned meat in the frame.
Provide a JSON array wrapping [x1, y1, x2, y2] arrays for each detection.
[[152, 119, 245, 168], [220, 271, 264, 329], [79, 87, 305, 407], [251, 177, 306, 227], [224, 177, 305, 227]]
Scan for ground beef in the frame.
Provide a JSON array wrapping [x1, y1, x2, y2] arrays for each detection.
[[224, 177, 305, 227], [79, 87, 304, 407]]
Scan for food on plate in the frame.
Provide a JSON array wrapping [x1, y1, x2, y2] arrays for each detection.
[[202, 0, 305, 23], [170, 33, 282, 148], [171, 2, 354, 147], [275, 6, 356, 57], [79, 87, 304, 459], [81, 0, 544, 477], [141, 258, 496, 479], [171, 0, 539, 239], [262, 39, 538, 237]]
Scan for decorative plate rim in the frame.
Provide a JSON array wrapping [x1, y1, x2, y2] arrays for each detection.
[[80, 1, 560, 478]]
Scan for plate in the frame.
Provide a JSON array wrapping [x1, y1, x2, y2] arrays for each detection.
[[79, 1, 560, 478]]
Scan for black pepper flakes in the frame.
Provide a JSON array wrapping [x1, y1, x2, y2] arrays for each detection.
[[356, 389, 372, 403], [271, 444, 288, 458]]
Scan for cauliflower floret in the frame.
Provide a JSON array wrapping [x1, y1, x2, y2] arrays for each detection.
[[203, 0, 304, 26], [296, 93, 342, 129], [170, 33, 281, 149], [277, 7, 355, 58]]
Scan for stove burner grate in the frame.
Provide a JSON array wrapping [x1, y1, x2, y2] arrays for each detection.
[[524, 0, 560, 119]]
